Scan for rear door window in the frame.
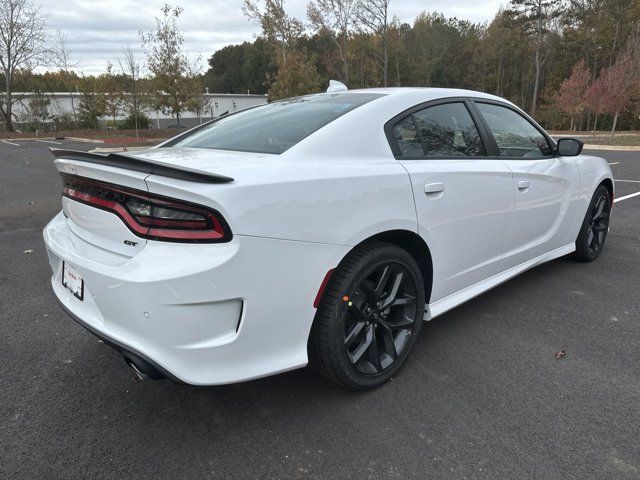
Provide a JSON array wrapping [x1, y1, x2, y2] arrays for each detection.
[[393, 117, 423, 157], [392, 102, 486, 157]]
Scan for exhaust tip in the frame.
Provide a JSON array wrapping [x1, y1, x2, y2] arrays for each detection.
[[128, 361, 149, 381], [122, 353, 165, 381]]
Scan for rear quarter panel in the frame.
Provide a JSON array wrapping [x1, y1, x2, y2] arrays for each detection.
[[144, 157, 418, 247]]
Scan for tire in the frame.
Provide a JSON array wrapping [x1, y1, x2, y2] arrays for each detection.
[[309, 241, 426, 390], [573, 184, 612, 262]]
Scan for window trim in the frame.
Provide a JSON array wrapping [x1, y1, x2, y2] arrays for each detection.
[[469, 99, 557, 160], [385, 96, 558, 161], [384, 97, 492, 160]]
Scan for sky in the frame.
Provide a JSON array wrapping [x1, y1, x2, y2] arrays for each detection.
[[43, 0, 505, 75]]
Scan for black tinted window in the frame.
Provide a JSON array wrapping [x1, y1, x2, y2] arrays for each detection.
[[476, 102, 552, 157], [175, 93, 383, 154], [393, 117, 423, 156], [393, 102, 485, 157]]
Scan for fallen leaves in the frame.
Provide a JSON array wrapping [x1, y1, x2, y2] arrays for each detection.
[[555, 350, 567, 360]]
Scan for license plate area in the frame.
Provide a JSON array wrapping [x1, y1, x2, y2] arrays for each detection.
[[62, 261, 84, 301]]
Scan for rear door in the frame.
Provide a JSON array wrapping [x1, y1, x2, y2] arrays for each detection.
[[390, 99, 515, 303], [471, 101, 581, 268]]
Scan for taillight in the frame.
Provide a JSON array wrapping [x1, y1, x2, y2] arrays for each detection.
[[61, 174, 231, 243]]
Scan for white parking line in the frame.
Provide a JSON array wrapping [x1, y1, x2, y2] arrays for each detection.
[[609, 162, 620, 165], [614, 179, 640, 183], [615, 191, 640, 203], [1, 140, 20, 146], [35, 139, 62, 145]]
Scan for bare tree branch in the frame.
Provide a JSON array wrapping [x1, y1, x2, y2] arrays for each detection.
[[306, 0, 361, 84], [0, 0, 50, 131], [357, 0, 390, 86]]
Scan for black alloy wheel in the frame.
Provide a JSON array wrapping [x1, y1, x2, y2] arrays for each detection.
[[574, 184, 612, 261], [344, 262, 418, 375], [586, 191, 610, 255], [309, 241, 425, 390]]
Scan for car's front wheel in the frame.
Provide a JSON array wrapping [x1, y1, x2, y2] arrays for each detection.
[[573, 184, 612, 261], [309, 241, 425, 390]]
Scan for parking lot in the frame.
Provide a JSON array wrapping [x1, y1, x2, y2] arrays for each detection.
[[1, 140, 639, 479]]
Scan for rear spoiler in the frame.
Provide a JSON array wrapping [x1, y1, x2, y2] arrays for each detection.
[[49, 148, 234, 184]]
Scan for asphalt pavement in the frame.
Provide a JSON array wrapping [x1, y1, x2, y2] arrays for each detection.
[[1, 140, 639, 479]]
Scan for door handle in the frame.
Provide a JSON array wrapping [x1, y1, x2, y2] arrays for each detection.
[[424, 182, 445, 195], [517, 180, 530, 190]]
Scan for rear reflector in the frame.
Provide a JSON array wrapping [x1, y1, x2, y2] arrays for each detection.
[[61, 174, 231, 243], [313, 269, 335, 308]]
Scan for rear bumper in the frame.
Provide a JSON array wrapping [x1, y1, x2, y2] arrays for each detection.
[[54, 295, 183, 382], [44, 211, 349, 385]]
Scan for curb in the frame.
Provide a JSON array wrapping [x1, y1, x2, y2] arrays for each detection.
[[0, 136, 66, 142], [64, 136, 105, 144], [583, 144, 640, 152], [89, 146, 152, 153]]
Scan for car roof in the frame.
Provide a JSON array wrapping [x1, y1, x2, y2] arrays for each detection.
[[345, 87, 515, 106], [283, 87, 520, 159]]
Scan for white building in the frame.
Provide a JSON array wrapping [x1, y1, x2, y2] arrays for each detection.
[[11, 92, 269, 129]]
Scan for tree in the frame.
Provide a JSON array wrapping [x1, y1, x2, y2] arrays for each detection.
[[18, 90, 50, 131], [507, 0, 560, 116], [386, 19, 409, 87], [52, 29, 80, 128], [0, 0, 49, 131], [242, 0, 321, 98], [141, 4, 202, 127], [186, 93, 211, 124], [242, 0, 304, 65], [78, 78, 107, 129], [242, 37, 277, 93], [553, 60, 590, 130], [267, 50, 321, 99], [307, 0, 361, 84], [203, 39, 275, 94], [357, 0, 391, 87], [403, 13, 481, 89], [585, 75, 607, 131], [596, 55, 636, 138], [100, 62, 124, 128], [118, 46, 145, 140]]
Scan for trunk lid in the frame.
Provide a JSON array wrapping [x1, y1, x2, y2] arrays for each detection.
[[130, 146, 276, 180], [52, 147, 244, 256]]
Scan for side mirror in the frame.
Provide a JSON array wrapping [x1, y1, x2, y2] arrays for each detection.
[[556, 138, 583, 156]]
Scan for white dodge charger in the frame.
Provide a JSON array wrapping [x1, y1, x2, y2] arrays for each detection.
[[43, 86, 613, 389]]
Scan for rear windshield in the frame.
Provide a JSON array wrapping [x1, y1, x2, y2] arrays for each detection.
[[175, 93, 384, 154]]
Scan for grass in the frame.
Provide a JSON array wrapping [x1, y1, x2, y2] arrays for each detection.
[[0, 128, 174, 145]]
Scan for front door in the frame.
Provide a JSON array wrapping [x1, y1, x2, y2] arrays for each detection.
[[472, 101, 581, 268]]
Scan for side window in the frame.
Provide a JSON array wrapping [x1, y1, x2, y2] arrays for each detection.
[[393, 116, 423, 157], [392, 102, 485, 157], [476, 102, 552, 157]]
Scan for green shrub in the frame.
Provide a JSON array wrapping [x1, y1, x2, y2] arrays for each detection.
[[52, 113, 77, 131], [119, 112, 150, 130]]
